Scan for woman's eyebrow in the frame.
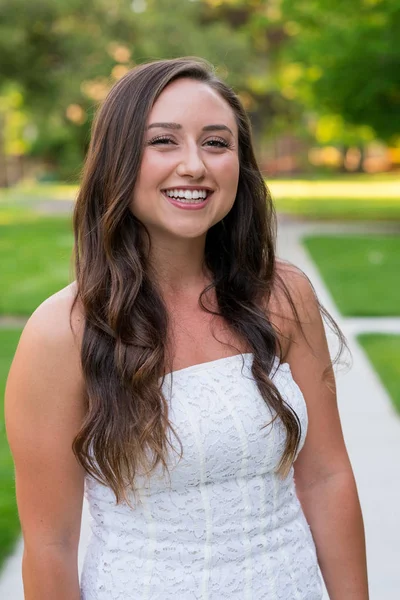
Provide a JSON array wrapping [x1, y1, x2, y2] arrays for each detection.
[[147, 122, 234, 135], [147, 122, 181, 130], [203, 124, 233, 135]]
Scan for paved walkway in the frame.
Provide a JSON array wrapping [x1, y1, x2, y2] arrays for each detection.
[[1, 217, 399, 598]]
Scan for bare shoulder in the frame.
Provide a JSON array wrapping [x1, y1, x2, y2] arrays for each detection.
[[26, 280, 84, 348], [269, 260, 320, 355], [272, 258, 336, 380], [273, 259, 317, 316], [5, 279, 87, 428]]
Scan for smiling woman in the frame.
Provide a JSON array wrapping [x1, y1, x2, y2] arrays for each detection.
[[5, 57, 368, 600]]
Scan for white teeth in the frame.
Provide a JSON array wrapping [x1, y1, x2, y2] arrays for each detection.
[[165, 189, 209, 201]]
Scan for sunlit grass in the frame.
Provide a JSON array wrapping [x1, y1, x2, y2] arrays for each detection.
[[274, 196, 400, 220], [0, 183, 78, 202], [0, 217, 73, 315], [302, 235, 400, 316], [268, 176, 400, 220], [268, 179, 400, 198], [358, 334, 400, 414]]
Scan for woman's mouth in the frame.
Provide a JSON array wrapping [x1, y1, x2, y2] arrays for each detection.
[[161, 188, 214, 210]]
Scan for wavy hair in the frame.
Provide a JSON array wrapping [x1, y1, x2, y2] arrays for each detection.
[[71, 57, 346, 505]]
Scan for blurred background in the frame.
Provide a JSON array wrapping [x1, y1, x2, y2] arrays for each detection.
[[0, 0, 399, 598], [0, 0, 400, 185]]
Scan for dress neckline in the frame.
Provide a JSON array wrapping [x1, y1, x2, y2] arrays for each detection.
[[160, 352, 289, 381]]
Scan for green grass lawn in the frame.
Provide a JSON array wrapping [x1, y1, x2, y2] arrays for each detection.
[[0, 328, 24, 572], [0, 216, 73, 315], [303, 235, 400, 316], [358, 334, 400, 414], [0, 183, 77, 204], [273, 196, 400, 220]]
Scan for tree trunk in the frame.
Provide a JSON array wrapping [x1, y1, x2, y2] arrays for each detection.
[[0, 113, 9, 187]]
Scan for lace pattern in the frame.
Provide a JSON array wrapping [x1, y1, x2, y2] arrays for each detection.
[[80, 354, 323, 599]]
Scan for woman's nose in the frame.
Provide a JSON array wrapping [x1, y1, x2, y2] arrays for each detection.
[[176, 144, 206, 179]]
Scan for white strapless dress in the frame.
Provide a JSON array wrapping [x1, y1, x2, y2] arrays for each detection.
[[80, 353, 323, 599]]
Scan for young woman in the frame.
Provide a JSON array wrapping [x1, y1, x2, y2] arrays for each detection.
[[5, 57, 368, 599]]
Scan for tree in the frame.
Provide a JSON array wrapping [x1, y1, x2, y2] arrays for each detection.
[[0, 0, 142, 180], [200, 0, 307, 141], [0, 0, 255, 180], [280, 0, 400, 143]]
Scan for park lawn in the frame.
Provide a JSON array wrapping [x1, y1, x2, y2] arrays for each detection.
[[268, 177, 400, 198], [0, 328, 24, 572], [0, 201, 38, 226], [0, 216, 73, 315], [273, 196, 400, 220], [302, 235, 400, 317], [358, 334, 400, 414], [0, 183, 77, 204]]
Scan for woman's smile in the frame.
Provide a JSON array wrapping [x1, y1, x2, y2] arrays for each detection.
[[161, 186, 214, 209]]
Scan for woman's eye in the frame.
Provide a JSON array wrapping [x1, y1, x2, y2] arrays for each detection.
[[148, 136, 175, 145], [205, 138, 229, 148], [147, 136, 230, 148]]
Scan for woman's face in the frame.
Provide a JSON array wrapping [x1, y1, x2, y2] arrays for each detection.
[[130, 78, 240, 240]]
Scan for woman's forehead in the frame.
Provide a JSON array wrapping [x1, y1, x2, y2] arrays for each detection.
[[148, 79, 238, 133]]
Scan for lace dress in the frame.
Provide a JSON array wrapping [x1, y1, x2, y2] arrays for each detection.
[[80, 353, 323, 599]]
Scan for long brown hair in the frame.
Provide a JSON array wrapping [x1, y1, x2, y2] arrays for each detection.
[[71, 57, 346, 505]]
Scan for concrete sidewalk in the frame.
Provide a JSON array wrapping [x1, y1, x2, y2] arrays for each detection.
[[1, 218, 399, 598]]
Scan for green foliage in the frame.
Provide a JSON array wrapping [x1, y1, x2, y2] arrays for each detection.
[[0, 0, 137, 179], [0, 0, 131, 114], [358, 333, 400, 414], [202, 0, 307, 138], [0, 0, 398, 177], [0, 0, 256, 179], [0, 83, 33, 155], [303, 235, 400, 316], [280, 0, 400, 142], [132, 0, 252, 78], [313, 114, 376, 147]]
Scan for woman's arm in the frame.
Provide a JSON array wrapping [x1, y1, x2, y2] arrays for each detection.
[[284, 267, 369, 599], [5, 288, 86, 600]]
